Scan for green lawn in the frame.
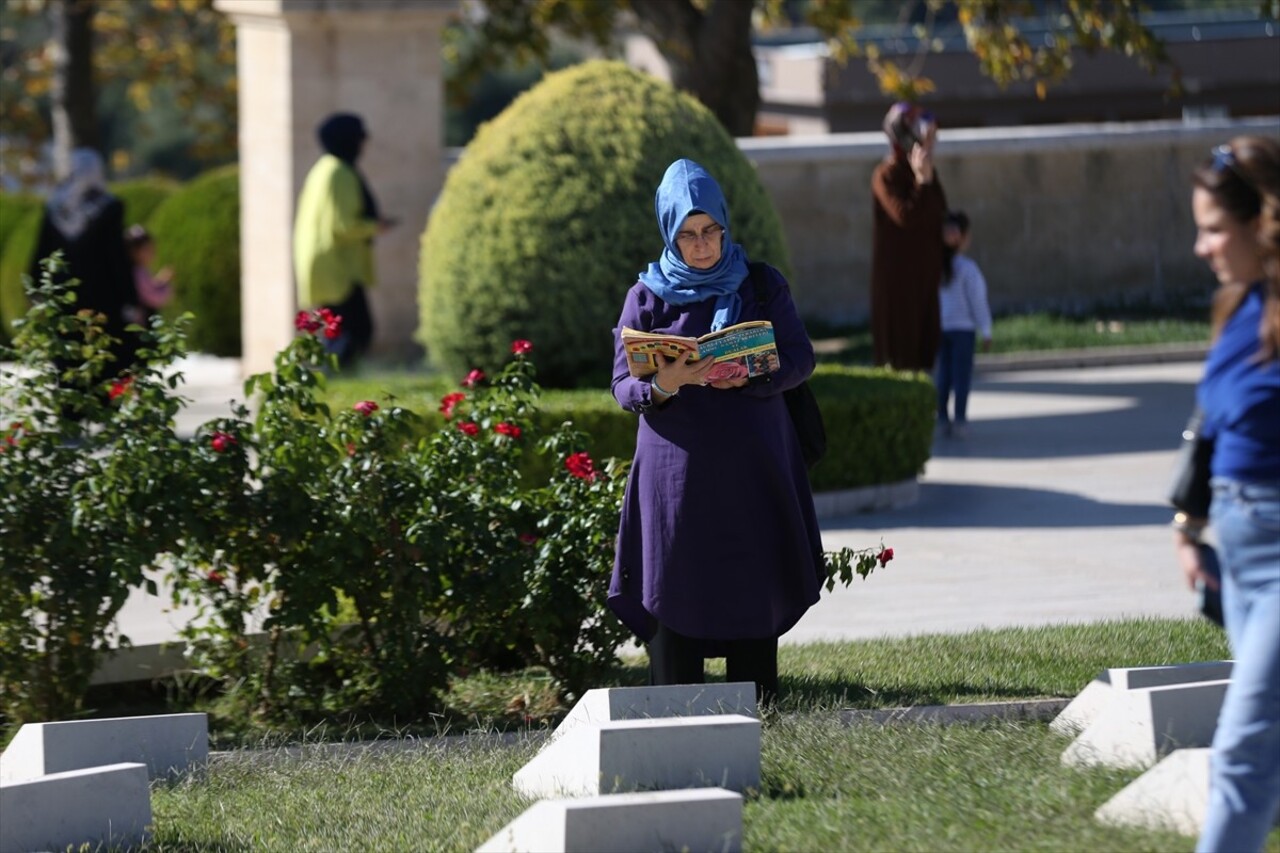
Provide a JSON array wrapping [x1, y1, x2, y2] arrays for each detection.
[[137, 618, 1280, 852], [815, 312, 1210, 366]]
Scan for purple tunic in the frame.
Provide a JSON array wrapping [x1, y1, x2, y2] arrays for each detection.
[[608, 264, 825, 643]]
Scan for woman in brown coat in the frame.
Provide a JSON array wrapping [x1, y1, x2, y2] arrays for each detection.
[[870, 102, 947, 371]]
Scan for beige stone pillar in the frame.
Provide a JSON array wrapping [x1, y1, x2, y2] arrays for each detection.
[[215, 0, 456, 374]]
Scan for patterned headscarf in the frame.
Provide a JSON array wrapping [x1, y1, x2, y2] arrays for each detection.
[[47, 148, 112, 241], [883, 101, 935, 159], [637, 159, 750, 331]]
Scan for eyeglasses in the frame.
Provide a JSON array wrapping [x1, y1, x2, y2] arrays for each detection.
[[675, 224, 724, 247]]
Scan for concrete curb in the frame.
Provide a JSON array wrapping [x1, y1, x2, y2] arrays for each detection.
[[812, 478, 918, 519], [840, 698, 1070, 726], [810, 341, 1209, 372], [975, 342, 1209, 373]]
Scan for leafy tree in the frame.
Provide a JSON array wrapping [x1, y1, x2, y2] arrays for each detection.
[[0, 0, 235, 184], [455, 0, 1277, 136]]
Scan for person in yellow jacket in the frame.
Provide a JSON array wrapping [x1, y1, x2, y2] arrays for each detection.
[[293, 112, 392, 367]]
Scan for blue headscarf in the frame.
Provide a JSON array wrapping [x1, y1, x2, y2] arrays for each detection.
[[638, 159, 750, 331]]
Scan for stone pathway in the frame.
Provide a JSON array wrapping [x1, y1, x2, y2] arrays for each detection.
[[792, 361, 1203, 643]]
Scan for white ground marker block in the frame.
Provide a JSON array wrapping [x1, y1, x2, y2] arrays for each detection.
[[553, 682, 757, 740], [476, 787, 743, 853], [0, 762, 152, 853], [514, 714, 761, 800], [0, 712, 208, 782], [1094, 747, 1209, 836], [1051, 662, 1233, 736], [1062, 680, 1229, 770]]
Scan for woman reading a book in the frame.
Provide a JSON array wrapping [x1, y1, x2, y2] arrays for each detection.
[[607, 158, 825, 706]]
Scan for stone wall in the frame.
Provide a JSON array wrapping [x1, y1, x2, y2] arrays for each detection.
[[736, 116, 1280, 325]]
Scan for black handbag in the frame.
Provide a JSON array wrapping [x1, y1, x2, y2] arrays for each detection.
[[1195, 542, 1225, 628], [748, 263, 827, 469], [1168, 407, 1214, 518]]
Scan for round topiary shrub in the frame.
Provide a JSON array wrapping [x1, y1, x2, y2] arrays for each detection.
[[113, 177, 179, 229], [147, 165, 240, 356], [419, 60, 791, 389], [0, 198, 44, 345]]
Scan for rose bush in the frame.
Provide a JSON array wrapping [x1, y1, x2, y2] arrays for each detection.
[[165, 317, 636, 719], [1, 262, 892, 731], [0, 255, 194, 724]]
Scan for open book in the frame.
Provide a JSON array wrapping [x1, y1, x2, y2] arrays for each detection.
[[620, 320, 780, 383]]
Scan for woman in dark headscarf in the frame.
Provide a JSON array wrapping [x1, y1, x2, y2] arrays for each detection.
[[293, 112, 388, 366], [608, 158, 825, 706], [29, 147, 140, 372], [869, 101, 947, 371]]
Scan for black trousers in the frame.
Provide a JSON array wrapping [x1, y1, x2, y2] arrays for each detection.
[[323, 284, 374, 368], [648, 622, 779, 707]]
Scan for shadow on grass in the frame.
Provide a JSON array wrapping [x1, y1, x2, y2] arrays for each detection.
[[779, 674, 1054, 711]]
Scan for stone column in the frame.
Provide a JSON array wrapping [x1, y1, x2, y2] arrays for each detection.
[[214, 0, 456, 374]]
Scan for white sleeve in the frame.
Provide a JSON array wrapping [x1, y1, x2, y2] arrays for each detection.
[[966, 261, 993, 339]]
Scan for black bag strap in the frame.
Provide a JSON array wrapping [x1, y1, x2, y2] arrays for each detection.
[[747, 261, 770, 312]]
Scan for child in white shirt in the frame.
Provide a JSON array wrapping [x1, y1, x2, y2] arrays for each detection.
[[936, 210, 992, 437]]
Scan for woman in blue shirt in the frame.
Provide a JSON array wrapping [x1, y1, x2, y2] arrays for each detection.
[[1175, 135, 1280, 853]]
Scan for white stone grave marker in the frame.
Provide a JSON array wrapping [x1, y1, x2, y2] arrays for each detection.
[[0, 762, 152, 853], [476, 787, 743, 853], [0, 712, 208, 782], [1062, 680, 1228, 770], [1051, 661, 1232, 736], [514, 714, 760, 800], [552, 682, 756, 740]]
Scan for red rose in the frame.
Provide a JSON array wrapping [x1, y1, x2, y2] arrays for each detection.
[[494, 422, 521, 439], [439, 391, 466, 419], [108, 376, 134, 400], [211, 431, 237, 453], [346, 442, 357, 457], [353, 400, 379, 417], [877, 547, 894, 567], [205, 570, 226, 586], [518, 533, 539, 546], [564, 451, 597, 481], [457, 421, 480, 437], [511, 339, 533, 356], [295, 311, 322, 333], [462, 369, 485, 388], [315, 307, 343, 340]]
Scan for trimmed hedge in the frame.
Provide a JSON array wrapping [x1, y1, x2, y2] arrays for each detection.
[[0, 179, 178, 346], [0, 193, 42, 345], [419, 59, 791, 389], [147, 165, 240, 356], [321, 364, 935, 491], [114, 177, 180, 227]]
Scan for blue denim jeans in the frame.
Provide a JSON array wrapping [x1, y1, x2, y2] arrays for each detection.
[[935, 330, 976, 424], [1198, 477, 1280, 853]]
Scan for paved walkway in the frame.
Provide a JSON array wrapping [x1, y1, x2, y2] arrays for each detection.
[[110, 356, 1207, 656], [792, 360, 1203, 644]]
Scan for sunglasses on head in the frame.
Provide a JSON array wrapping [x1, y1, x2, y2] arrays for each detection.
[[1211, 144, 1236, 173]]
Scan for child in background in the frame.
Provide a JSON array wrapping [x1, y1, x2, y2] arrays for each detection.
[[123, 224, 173, 325], [936, 210, 993, 438]]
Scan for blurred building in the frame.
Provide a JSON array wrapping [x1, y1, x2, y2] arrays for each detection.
[[630, 8, 1280, 136]]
